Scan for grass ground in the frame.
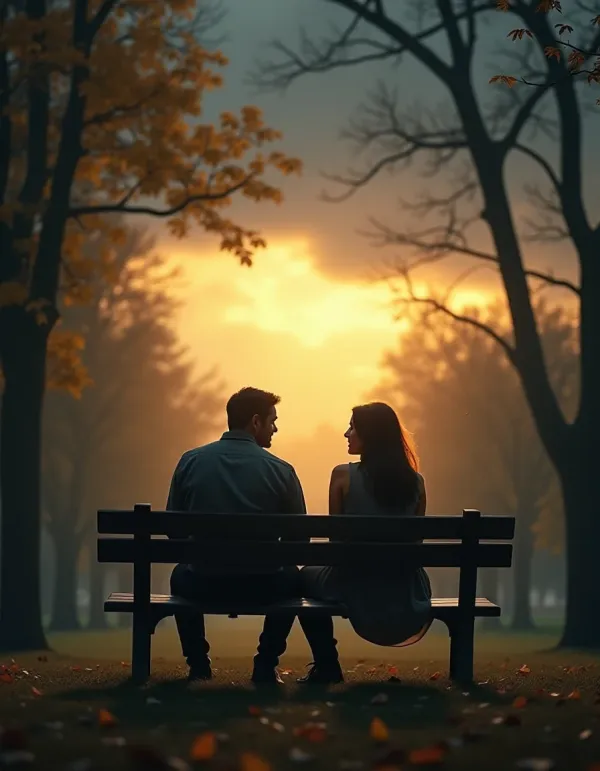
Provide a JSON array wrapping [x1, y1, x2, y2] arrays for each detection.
[[1, 621, 600, 770]]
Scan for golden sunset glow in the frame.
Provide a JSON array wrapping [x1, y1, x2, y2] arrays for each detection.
[[170, 237, 495, 511]]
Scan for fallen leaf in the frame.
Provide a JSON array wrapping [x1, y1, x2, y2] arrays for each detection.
[[388, 666, 398, 676], [98, 708, 117, 728], [240, 752, 271, 771], [512, 696, 528, 709], [31, 687, 42, 698], [567, 689, 581, 700], [248, 705, 262, 717], [0, 673, 13, 684], [369, 718, 389, 743], [518, 665, 531, 675], [190, 733, 217, 761], [289, 748, 314, 763], [429, 671, 441, 681], [579, 729, 593, 740], [371, 693, 389, 705], [515, 760, 554, 771], [408, 746, 446, 765]]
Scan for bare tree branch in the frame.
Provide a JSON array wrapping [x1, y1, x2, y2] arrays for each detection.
[[68, 175, 254, 219], [375, 222, 580, 295], [393, 265, 517, 364]]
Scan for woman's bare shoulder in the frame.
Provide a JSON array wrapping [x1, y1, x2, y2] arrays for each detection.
[[331, 463, 350, 478]]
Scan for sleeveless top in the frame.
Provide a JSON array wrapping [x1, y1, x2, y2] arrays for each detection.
[[333, 462, 433, 647]]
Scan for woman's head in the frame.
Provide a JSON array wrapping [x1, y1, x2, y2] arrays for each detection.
[[344, 402, 419, 509]]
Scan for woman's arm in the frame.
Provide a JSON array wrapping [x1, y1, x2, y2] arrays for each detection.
[[415, 473, 427, 517], [328, 464, 349, 515]]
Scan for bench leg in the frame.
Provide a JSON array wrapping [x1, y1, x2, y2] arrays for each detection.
[[131, 614, 152, 684], [448, 620, 475, 684]]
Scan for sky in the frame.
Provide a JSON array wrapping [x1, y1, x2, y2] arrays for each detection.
[[156, 0, 594, 510]]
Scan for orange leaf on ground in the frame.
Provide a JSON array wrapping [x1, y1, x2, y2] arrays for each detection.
[[518, 665, 531, 675], [248, 705, 262, 716], [513, 696, 528, 709], [429, 671, 441, 681], [240, 752, 271, 771], [0, 673, 13, 683], [190, 732, 217, 761], [98, 708, 117, 727], [31, 687, 42, 697], [370, 718, 389, 743], [568, 689, 581, 700], [408, 746, 446, 765]]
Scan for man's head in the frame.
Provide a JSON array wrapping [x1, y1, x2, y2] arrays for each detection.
[[226, 387, 280, 448]]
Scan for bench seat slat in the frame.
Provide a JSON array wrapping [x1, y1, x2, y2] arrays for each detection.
[[98, 511, 515, 541], [104, 592, 501, 618], [98, 539, 512, 568]]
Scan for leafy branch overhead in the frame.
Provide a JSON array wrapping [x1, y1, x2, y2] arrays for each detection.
[[0, 0, 302, 324], [491, 0, 600, 98]]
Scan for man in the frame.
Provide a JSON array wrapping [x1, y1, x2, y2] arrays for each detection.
[[167, 387, 342, 685]]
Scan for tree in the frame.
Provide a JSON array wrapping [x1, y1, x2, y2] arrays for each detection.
[[0, 0, 300, 650], [43, 226, 223, 631], [256, 0, 599, 647], [373, 300, 577, 631], [491, 0, 600, 97]]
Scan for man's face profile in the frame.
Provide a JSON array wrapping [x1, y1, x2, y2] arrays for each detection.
[[253, 406, 278, 448]]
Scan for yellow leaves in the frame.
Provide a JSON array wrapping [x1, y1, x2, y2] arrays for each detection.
[[567, 51, 586, 70], [240, 753, 271, 771], [46, 328, 92, 399], [369, 717, 389, 743], [507, 28, 533, 41], [189, 732, 217, 761], [536, 0, 562, 12], [489, 75, 518, 88], [545, 46, 562, 61]]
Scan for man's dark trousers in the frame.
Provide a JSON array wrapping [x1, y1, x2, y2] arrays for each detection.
[[170, 564, 339, 669]]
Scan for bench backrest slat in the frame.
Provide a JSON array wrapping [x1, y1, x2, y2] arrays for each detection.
[[97, 510, 515, 541], [97, 538, 513, 568]]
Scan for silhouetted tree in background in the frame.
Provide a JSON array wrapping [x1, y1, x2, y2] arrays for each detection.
[[373, 299, 577, 630], [43, 226, 223, 631], [256, 0, 598, 646]]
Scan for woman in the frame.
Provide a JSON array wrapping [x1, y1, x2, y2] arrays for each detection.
[[301, 402, 432, 656]]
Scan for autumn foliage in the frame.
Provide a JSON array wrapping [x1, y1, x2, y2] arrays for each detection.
[[491, 0, 600, 97], [0, 0, 301, 321]]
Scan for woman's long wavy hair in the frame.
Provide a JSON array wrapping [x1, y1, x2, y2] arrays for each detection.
[[352, 402, 420, 511]]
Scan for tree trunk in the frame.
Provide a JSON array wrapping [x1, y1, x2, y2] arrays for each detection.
[[559, 461, 600, 648], [511, 515, 536, 631], [48, 527, 81, 631], [88, 545, 107, 630], [0, 308, 50, 651]]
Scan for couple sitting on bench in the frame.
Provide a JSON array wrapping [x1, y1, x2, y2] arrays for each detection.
[[167, 387, 432, 685]]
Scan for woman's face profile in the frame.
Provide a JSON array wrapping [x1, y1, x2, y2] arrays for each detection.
[[344, 416, 362, 456]]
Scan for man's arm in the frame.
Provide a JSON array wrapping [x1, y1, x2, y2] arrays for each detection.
[[166, 458, 186, 539], [284, 468, 307, 515]]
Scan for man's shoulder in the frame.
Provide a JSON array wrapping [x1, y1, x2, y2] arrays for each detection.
[[178, 441, 220, 464], [259, 448, 297, 476]]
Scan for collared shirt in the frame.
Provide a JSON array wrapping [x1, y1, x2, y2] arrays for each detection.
[[166, 430, 307, 573]]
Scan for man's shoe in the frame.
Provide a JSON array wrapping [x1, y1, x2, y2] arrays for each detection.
[[251, 666, 285, 685], [296, 662, 344, 685], [187, 661, 212, 682]]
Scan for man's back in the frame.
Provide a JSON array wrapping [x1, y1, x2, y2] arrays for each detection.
[[167, 429, 306, 573]]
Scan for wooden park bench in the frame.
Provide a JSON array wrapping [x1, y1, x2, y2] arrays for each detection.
[[98, 506, 515, 684]]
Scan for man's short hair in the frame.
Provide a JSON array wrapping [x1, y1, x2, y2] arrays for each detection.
[[226, 387, 281, 430]]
